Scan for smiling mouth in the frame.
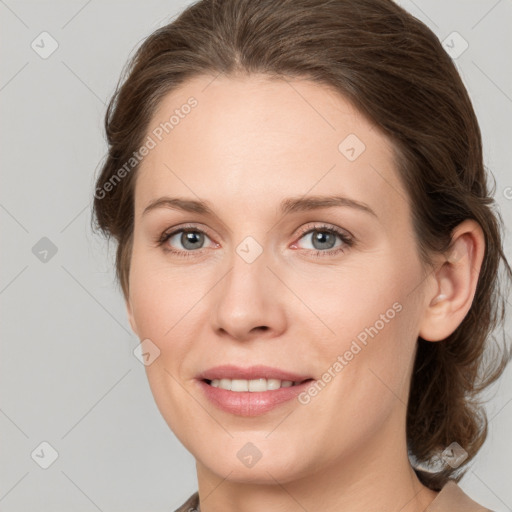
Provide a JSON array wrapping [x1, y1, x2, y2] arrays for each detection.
[[203, 377, 314, 392]]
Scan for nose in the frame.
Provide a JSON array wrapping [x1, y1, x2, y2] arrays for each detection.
[[211, 242, 287, 342]]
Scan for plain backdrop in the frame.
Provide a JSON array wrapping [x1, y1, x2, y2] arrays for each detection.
[[1, 1, 511, 511]]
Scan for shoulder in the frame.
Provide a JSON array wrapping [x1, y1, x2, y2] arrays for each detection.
[[173, 491, 199, 512], [426, 480, 494, 512]]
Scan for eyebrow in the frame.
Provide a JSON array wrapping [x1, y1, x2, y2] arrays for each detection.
[[142, 195, 377, 218]]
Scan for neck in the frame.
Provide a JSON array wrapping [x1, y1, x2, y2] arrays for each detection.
[[194, 410, 438, 512]]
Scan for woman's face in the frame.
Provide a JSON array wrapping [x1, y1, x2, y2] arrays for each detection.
[[126, 74, 432, 484]]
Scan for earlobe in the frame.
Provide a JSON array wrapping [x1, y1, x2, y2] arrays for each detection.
[[418, 219, 485, 342]]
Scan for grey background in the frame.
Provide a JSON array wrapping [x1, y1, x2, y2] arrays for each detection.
[[1, 0, 511, 510]]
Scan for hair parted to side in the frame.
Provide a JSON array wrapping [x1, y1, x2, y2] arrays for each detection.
[[91, 0, 512, 491]]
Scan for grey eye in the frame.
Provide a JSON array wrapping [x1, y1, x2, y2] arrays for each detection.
[[300, 229, 341, 251], [168, 230, 209, 250]]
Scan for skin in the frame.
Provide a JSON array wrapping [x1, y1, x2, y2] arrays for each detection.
[[125, 73, 485, 512]]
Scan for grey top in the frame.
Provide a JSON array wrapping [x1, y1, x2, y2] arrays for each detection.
[[173, 480, 493, 512]]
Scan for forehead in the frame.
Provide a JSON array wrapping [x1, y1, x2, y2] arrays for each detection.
[[134, 73, 409, 225]]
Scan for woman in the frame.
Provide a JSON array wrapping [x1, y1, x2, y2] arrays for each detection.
[[92, 0, 511, 510]]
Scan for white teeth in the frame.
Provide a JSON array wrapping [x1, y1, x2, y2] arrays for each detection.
[[209, 378, 297, 391], [231, 379, 248, 392]]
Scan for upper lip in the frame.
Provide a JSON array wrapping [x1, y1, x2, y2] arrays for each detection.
[[197, 365, 313, 382]]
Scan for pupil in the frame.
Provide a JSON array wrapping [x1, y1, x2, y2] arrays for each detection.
[[313, 231, 335, 250], [182, 231, 203, 250]]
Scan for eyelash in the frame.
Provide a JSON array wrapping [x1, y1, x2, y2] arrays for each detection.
[[156, 223, 354, 259]]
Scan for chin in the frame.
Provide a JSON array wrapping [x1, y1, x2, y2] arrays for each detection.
[[195, 442, 315, 485]]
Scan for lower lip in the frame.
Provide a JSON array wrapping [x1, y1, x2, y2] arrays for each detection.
[[197, 379, 314, 417]]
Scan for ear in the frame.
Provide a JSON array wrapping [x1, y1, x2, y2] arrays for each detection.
[[125, 296, 139, 338], [418, 219, 486, 342]]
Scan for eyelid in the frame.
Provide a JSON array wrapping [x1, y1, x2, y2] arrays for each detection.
[[290, 222, 354, 252], [294, 222, 352, 240], [158, 222, 216, 244]]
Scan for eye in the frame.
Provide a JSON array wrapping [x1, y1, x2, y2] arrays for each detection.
[[169, 230, 208, 250], [156, 222, 354, 259], [293, 223, 354, 256], [157, 224, 217, 257]]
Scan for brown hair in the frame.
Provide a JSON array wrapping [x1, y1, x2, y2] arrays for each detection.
[[92, 0, 512, 491]]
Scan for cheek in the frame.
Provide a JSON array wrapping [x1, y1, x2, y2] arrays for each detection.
[[128, 250, 207, 339], [290, 258, 405, 344], [297, 257, 418, 400], [301, 301, 417, 459]]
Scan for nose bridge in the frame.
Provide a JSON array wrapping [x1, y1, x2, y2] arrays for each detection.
[[223, 236, 271, 307], [211, 233, 286, 340], [221, 225, 273, 292]]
